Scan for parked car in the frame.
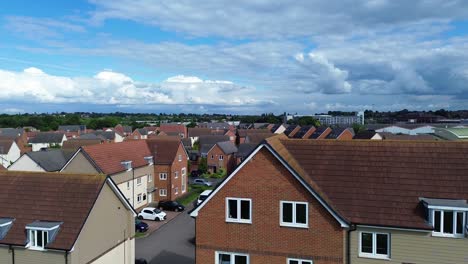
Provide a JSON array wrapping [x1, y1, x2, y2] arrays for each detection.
[[137, 207, 167, 221], [193, 178, 213, 187], [135, 219, 149, 232], [197, 190, 213, 205], [135, 258, 148, 264], [158, 200, 185, 212]]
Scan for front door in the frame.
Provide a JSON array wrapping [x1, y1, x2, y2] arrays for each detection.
[[148, 193, 153, 203]]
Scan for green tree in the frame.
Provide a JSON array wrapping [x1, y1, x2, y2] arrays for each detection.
[[198, 157, 208, 173]]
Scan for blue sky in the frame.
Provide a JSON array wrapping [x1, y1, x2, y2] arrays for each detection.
[[1, 0, 468, 114]]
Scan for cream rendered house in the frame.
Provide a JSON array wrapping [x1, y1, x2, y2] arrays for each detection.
[[61, 140, 155, 209], [0, 171, 136, 264], [0, 139, 21, 168]]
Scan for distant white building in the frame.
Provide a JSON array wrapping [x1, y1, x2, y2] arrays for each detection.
[[286, 111, 365, 125]]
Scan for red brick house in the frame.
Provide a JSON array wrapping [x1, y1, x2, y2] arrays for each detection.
[[159, 123, 188, 138], [146, 136, 189, 201], [206, 141, 238, 174], [191, 137, 468, 264], [325, 127, 354, 140]]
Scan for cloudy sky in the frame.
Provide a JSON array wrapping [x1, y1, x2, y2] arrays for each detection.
[[1, 0, 468, 114]]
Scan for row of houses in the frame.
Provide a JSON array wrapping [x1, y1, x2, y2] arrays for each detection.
[[190, 135, 468, 264]]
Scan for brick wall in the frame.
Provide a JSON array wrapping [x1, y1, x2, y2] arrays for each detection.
[[195, 148, 344, 264]]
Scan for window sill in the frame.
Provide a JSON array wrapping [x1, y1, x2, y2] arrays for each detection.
[[432, 232, 465, 238], [358, 254, 390, 260], [280, 223, 308, 229], [226, 219, 252, 224], [27, 246, 46, 251]]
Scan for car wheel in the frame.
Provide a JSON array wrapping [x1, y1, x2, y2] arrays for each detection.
[[138, 215, 143, 220], [175, 208, 179, 212], [155, 217, 160, 221]]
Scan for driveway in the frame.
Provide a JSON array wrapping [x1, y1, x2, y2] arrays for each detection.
[[136, 209, 195, 264]]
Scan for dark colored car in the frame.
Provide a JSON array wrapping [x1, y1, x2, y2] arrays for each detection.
[[135, 258, 148, 264], [135, 219, 149, 233], [158, 200, 185, 212]]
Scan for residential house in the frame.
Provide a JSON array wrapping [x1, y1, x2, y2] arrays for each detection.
[[235, 143, 257, 163], [283, 125, 301, 138], [80, 131, 124, 143], [198, 122, 233, 130], [146, 137, 189, 202], [58, 125, 86, 139], [237, 129, 270, 144], [291, 126, 316, 139], [206, 141, 238, 174], [244, 132, 274, 145], [353, 130, 383, 140], [130, 128, 149, 140], [199, 135, 231, 157], [0, 139, 21, 168], [159, 123, 187, 138], [308, 126, 332, 139], [62, 138, 103, 151], [144, 126, 159, 135], [326, 127, 355, 140], [191, 137, 468, 264], [114, 124, 133, 136], [28, 132, 67, 151], [0, 164, 5, 170], [0, 171, 136, 264], [61, 140, 154, 209], [434, 127, 468, 141], [0, 128, 28, 154], [8, 149, 74, 172]]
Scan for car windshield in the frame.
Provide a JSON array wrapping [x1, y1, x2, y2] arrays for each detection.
[[199, 195, 208, 200], [153, 209, 162, 213]]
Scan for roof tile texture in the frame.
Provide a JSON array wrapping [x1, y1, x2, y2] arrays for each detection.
[[0, 171, 106, 250], [270, 138, 468, 229]]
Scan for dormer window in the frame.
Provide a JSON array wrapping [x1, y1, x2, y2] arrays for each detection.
[[420, 198, 468, 238], [26, 221, 62, 250], [0, 218, 14, 240]]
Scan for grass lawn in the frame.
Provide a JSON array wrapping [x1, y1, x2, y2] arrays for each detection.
[[177, 185, 213, 206], [135, 231, 147, 238]]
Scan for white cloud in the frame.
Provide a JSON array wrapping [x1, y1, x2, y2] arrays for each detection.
[[0, 67, 269, 108]]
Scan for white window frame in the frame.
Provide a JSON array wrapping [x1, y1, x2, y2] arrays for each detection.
[[215, 251, 250, 264], [178, 154, 182, 161], [358, 231, 390, 260], [280, 201, 308, 228], [219, 155, 224, 161], [160, 189, 167, 197], [26, 225, 59, 251], [225, 197, 252, 224], [136, 177, 142, 186], [431, 209, 466, 238], [137, 193, 142, 203], [148, 174, 153, 182], [175, 187, 179, 195], [287, 258, 313, 264], [182, 174, 186, 193], [211, 154, 214, 159], [159, 173, 168, 180], [182, 167, 186, 176], [175, 171, 179, 179]]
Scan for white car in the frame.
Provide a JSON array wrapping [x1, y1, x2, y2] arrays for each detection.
[[197, 190, 213, 205], [138, 207, 167, 221]]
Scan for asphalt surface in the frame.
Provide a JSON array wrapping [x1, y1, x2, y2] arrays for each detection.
[[136, 209, 195, 264]]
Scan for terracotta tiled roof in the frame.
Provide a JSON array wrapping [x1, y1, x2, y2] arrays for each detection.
[[62, 139, 103, 151], [267, 138, 468, 230], [244, 132, 274, 144], [159, 124, 187, 135], [82, 141, 152, 174], [237, 129, 270, 137], [146, 137, 182, 165], [0, 171, 106, 250]]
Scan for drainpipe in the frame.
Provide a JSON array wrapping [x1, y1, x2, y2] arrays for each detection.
[[347, 224, 357, 264], [64, 251, 68, 264], [9, 245, 15, 264]]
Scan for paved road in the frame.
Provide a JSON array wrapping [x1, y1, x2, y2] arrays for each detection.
[[136, 210, 195, 264]]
